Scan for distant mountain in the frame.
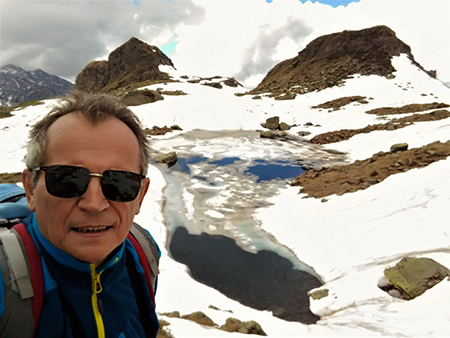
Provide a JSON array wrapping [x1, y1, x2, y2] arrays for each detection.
[[250, 25, 435, 95], [0, 64, 73, 107], [75, 37, 175, 96]]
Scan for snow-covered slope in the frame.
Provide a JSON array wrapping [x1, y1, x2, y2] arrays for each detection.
[[1, 54, 449, 337]]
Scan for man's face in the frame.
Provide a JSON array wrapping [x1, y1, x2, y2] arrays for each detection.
[[23, 113, 149, 267]]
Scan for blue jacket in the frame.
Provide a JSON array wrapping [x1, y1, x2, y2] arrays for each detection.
[[3, 213, 160, 338]]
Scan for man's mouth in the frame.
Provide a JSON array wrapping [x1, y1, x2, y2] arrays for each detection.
[[72, 226, 112, 234]]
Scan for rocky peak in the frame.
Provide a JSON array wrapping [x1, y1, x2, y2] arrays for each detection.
[[250, 25, 423, 95], [0, 64, 27, 75], [0, 64, 73, 107], [74, 37, 174, 95]]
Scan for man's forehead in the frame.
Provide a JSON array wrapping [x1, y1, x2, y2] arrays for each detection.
[[45, 113, 137, 146]]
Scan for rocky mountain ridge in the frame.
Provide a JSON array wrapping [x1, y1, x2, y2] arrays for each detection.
[[250, 25, 435, 95], [0, 64, 73, 107], [74, 37, 175, 96]]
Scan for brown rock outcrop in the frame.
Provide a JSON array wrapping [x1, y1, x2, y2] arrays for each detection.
[[291, 141, 450, 198], [220, 318, 267, 335], [250, 25, 424, 95], [75, 37, 174, 94], [181, 311, 216, 327]]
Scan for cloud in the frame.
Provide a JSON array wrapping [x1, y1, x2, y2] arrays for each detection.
[[0, 0, 205, 81], [171, 0, 315, 85], [235, 16, 313, 85], [1, 0, 449, 87]]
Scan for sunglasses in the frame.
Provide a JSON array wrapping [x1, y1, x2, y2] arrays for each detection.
[[33, 165, 145, 202]]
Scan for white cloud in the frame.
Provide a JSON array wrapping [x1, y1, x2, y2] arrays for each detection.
[[0, 0, 205, 81]]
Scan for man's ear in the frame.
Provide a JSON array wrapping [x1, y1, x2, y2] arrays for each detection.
[[135, 177, 150, 215], [22, 169, 37, 212]]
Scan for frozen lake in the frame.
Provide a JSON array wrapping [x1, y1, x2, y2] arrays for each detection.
[[150, 129, 348, 322]]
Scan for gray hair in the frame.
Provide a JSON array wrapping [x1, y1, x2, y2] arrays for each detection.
[[25, 91, 150, 185]]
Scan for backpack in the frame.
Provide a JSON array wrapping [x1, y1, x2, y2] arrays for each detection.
[[0, 183, 160, 337]]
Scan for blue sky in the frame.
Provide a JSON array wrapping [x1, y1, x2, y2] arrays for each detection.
[[160, 36, 178, 57]]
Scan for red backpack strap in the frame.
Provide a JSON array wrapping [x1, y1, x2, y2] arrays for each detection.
[[12, 223, 44, 335], [127, 233, 156, 307]]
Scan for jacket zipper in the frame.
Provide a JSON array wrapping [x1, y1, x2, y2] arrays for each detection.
[[91, 264, 106, 338]]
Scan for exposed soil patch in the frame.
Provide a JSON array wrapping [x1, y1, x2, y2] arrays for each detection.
[[290, 141, 450, 198], [0, 172, 22, 184], [366, 102, 449, 115], [312, 96, 368, 110], [310, 109, 450, 144]]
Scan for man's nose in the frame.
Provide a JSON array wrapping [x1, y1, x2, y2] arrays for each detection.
[[77, 177, 109, 212]]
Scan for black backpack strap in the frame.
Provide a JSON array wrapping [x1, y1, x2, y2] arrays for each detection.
[[129, 223, 160, 291]]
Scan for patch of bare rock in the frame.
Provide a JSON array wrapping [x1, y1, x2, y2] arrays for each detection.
[[187, 76, 243, 89], [310, 109, 450, 144], [158, 310, 266, 337], [312, 95, 368, 110], [290, 141, 450, 199], [145, 125, 183, 137], [366, 102, 449, 115]]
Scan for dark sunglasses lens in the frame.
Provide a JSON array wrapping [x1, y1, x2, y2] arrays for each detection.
[[101, 170, 141, 202], [45, 166, 90, 198]]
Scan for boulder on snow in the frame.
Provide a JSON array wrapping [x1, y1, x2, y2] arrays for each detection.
[[308, 288, 329, 300], [260, 131, 275, 138], [279, 122, 291, 131], [259, 130, 289, 139], [275, 90, 296, 101], [182, 311, 216, 327], [145, 125, 179, 136], [167, 311, 181, 318], [220, 317, 266, 336], [265, 116, 280, 130], [390, 142, 409, 152], [121, 89, 163, 106], [203, 82, 223, 89], [261, 116, 293, 133], [155, 151, 178, 167], [382, 257, 450, 300]]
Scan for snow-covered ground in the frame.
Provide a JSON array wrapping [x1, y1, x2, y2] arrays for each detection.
[[1, 54, 449, 337]]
